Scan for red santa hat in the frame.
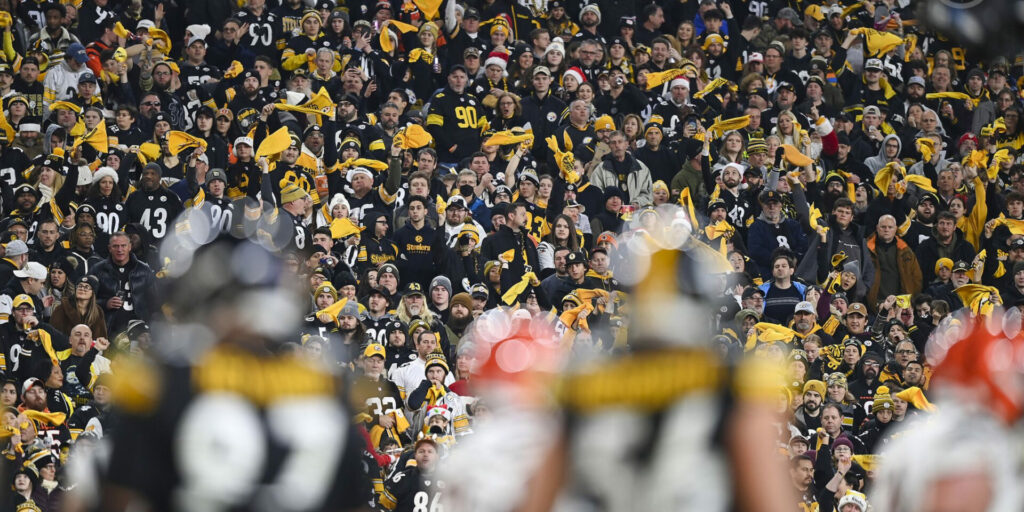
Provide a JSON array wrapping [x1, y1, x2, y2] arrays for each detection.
[[484, 50, 509, 71], [563, 66, 585, 86], [670, 76, 690, 90]]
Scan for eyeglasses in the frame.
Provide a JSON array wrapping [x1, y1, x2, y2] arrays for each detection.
[[896, 349, 916, 354], [862, 361, 881, 367], [142, 101, 161, 107]]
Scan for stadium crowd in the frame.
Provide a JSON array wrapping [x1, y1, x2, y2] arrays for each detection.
[[0, 0, 1018, 509]]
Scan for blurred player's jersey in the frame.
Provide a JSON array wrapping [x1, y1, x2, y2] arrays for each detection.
[[555, 348, 733, 511], [105, 345, 370, 512]]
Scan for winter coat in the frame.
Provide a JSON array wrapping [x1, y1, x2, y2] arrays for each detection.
[[590, 152, 654, 206], [866, 234, 923, 309]]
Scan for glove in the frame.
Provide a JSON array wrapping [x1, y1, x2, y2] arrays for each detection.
[[774, 147, 786, 168]]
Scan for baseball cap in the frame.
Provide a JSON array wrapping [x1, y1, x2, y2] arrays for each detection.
[[907, 76, 926, 87], [404, 282, 425, 296], [804, 4, 825, 21], [533, 66, 551, 77], [446, 195, 468, 209], [78, 72, 98, 85], [364, 343, 386, 358], [845, 303, 868, 317], [741, 287, 765, 300], [794, 301, 816, 314], [463, 47, 481, 58], [3, 239, 28, 257], [1011, 238, 1024, 250], [21, 377, 43, 396], [759, 189, 782, 204], [952, 260, 971, 272], [13, 261, 47, 280], [66, 42, 88, 64], [12, 294, 34, 309], [863, 105, 881, 117], [566, 251, 587, 265], [864, 58, 884, 71], [747, 52, 764, 63]]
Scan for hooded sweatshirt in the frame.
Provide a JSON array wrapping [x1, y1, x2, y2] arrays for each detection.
[[864, 134, 902, 175]]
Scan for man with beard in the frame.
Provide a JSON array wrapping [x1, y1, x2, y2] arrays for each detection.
[[148, 61, 190, 130], [899, 192, 939, 250], [716, 163, 757, 235], [11, 125, 43, 163], [571, 5, 606, 45], [790, 455, 818, 511], [7, 184, 43, 229], [792, 301, 834, 346], [334, 300, 367, 365], [362, 287, 395, 345], [21, 373, 73, 450], [810, 171, 851, 215], [916, 212, 977, 283], [376, 102, 402, 147], [642, 76, 691, 139], [228, 71, 268, 114], [541, 247, 571, 299], [848, 351, 885, 412], [445, 293, 474, 345], [794, 379, 825, 434], [124, 164, 185, 242], [335, 94, 387, 161]]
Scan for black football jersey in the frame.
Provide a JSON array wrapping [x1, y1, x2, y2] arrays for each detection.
[[104, 347, 371, 512]]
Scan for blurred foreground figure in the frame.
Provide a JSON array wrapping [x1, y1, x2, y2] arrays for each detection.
[[442, 205, 794, 512], [99, 229, 370, 512], [871, 310, 1024, 511]]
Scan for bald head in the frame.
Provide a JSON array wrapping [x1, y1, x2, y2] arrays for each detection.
[[70, 324, 93, 355]]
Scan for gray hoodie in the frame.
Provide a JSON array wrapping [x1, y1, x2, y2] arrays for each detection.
[[864, 134, 902, 174]]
